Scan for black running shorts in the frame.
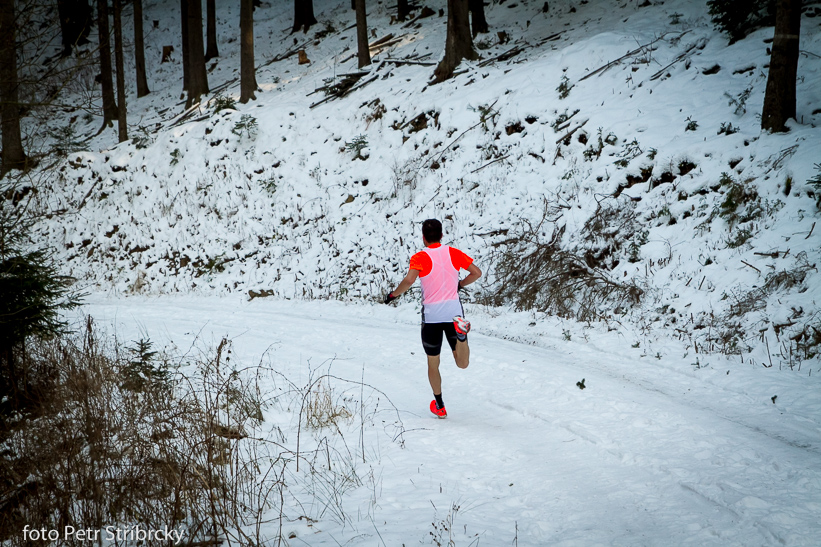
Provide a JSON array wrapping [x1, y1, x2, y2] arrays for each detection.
[[421, 322, 463, 356]]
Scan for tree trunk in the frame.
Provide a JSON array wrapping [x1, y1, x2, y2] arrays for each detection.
[[180, 0, 189, 92], [355, 0, 371, 68], [469, 0, 489, 36], [134, 0, 150, 97], [240, 0, 256, 103], [292, 0, 317, 33], [0, 0, 27, 174], [205, 0, 219, 62], [57, 0, 92, 57], [113, 0, 128, 142], [97, 0, 118, 127], [761, 0, 801, 133], [397, 0, 410, 22], [432, 0, 477, 83], [185, 0, 209, 108]]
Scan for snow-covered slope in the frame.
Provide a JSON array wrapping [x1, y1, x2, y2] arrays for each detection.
[[21, 0, 821, 368]]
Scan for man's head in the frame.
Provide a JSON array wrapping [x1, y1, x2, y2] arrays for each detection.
[[422, 219, 443, 244]]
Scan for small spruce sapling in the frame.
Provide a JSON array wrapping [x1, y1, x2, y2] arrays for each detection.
[[685, 116, 699, 131], [725, 85, 753, 115], [345, 134, 369, 160], [232, 115, 258, 139], [807, 163, 821, 210], [557, 74, 573, 99]]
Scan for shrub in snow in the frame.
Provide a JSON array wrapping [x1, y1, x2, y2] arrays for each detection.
[[707, 0, 775, 43]]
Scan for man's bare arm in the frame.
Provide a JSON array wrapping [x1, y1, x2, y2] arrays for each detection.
[[389, 269, 420, 297], [459, 263, 482, 288]]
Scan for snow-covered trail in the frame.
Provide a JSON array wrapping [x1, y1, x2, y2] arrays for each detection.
[[79, 296, 821, 546]]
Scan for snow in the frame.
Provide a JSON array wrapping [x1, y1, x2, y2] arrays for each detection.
[[8, 0, 821, 543], [79, 295, 821, 545]]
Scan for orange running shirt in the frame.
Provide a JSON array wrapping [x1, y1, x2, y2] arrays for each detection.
[[409, 243, 473, 277]]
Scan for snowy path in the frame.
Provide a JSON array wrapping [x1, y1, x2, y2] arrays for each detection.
[[81, 296, 821, 546]]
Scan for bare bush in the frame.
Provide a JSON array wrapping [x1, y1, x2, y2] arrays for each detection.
[[488, 201, 644, 321]]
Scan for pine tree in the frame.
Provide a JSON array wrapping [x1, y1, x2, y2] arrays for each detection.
[[240, 0, 257, 103], [0, 0, 27, 174], [0, 210, 81, 410], [205, 0, 219, 62], [761, 0, 801, 132], [185, 0, 209, 107], [397, 0, 410, 22], [292, 0, 317, 33], [433, 0, 477, 83], [355, 0, 371, 69], [113, 0, 128, 142], [56, 0, 92, 57], [707, 0, 775, 43], [97, 0, 119, 127], [134, 0, 150, 97], [469, 0, 489, 36]]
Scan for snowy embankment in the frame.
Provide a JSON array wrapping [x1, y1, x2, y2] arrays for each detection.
[[82, 295, 821, 545], [27, 0, 821, 369]]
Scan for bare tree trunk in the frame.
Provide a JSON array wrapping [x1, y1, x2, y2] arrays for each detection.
[[0, 0, 27, 174], [355, 0, 371, 68], [397, 0, 410, 22], [469, 0, 489, 36], [57, 0, 92, 57], [761, 0, 801, 133], [292, 0, 317, 33], [433, 0, 477, 83], [205, 0, 219, 62], [180, 0, 189, 92], [240, 0, 256, 103], [134, 0, 150, 97], [113, 0, 127, 142], [97, 0, 118, 127], [185, 0, 209, 108]]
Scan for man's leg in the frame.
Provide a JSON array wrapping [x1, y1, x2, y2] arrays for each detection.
[[444, 322, 470, 369], [452, 339, 469, 369], [427, 354, 442, 394]]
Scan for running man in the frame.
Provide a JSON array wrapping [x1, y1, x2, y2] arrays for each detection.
[[384, 219, 482, 418]]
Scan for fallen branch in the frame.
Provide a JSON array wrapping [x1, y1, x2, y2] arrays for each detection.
[[579, 31, 686, 82], [385, 58, 435, 66], [741, 260, 761, 274], [435, 99, 498, 162], [478, 44, 527, 67], [754, 250, 788, 258], [649, 38, 706, 81], [470, 154, 509, 174], [555, 118, 588, 144]]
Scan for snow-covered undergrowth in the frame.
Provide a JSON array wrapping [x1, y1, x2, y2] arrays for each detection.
[[18, 0, 821, 368]]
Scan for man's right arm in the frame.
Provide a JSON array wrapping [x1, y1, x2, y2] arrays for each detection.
[[459, 263, 482, 288], [385, 269, 420, 303]]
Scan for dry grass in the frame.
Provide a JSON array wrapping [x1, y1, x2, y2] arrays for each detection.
[[0, 320, 408, 546]]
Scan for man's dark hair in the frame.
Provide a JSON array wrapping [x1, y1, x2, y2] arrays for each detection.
[[422, 219, 443, 243]]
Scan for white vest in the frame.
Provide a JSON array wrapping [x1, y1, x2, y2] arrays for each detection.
[[420, 245, 464, 323]]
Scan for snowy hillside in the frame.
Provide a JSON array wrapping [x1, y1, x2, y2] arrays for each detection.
[[5, 0, 821, 544], [22, 0, 821, 369]]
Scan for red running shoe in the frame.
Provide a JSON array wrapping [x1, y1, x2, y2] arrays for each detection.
[[430, 400, 447, 419], [453, 316, 471, 336]]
